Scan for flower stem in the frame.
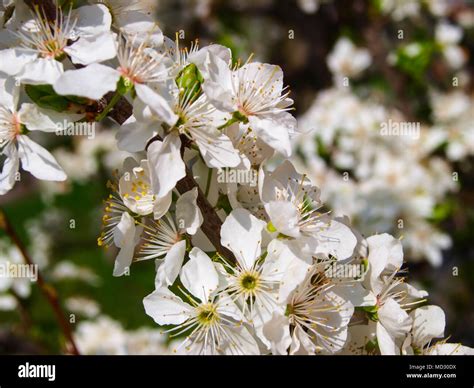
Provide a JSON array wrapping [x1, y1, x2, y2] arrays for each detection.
[[95, 91, 123, 122], [217, 116, 239, 130], [0, 209, 81, 355]]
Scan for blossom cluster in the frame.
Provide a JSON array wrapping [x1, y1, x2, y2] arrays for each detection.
[[295, 86, 458, 266], [293, 10, 473, 266], [0, 1, 472, 355], [74, 315, 170, 355]]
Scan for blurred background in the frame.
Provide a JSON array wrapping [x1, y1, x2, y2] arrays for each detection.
[[0, 0, 473, 354]]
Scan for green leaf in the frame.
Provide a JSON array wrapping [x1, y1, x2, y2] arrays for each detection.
[[365, 338, 379, 354], [25, 84, 70, 112], [38, 95, 70, 112], [429, 201, 454, 223], [394, 41, 436, 81]]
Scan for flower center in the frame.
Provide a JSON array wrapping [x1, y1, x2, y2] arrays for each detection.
[[117, 32, 169, 85], [42, 39, 65, 59], [18, 5, 76, 60], [285, 303, 295, 317], [196, 303, 219, 326], [11, 113, 22, 136], [237, 104, 251, 117], [239, 272, 260, 291], [0, 110, 22, 147], [118, 67, 144, 85]]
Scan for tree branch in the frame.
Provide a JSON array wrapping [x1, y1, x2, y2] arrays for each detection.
[[175, 166, 236, 263], [102, 91, 134, 125], [146, 134, 236, 263], [0, 209, 80, 355]]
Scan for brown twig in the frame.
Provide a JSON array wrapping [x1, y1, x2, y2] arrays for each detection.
[[0, 209, 80, 355], [146, 134, 236, 263], [175, 166, 236, 263], [104, 91, 134, 125], [10, 289, 33, 333]]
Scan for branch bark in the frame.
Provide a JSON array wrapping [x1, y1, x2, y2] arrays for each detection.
[[0, 209, 80, 355], [146, 134, 236, 263], [175, 166, 236, 263]]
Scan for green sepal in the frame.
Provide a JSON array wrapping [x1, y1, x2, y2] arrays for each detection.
[[117, 77, 134, 96], [267, 221, 277, 233], [362, 305, 379, 322], [176, 63, 204, 103]]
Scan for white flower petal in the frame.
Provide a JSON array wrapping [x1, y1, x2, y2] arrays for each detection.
[[334, 283, 377, 307], [147, 133, 185, 198], [403, 282, 429, 299], [154, 240, 186, 287], [220, 208, 266, 270], [18, 103, 77, 132], [65, 31, 117, 66], [201, 54, 235, 112], [53, 64, 120, 100], [222, 325, 260, 355], [367, 233, 404, 272], [143, 287, 193, 326], [237, 63, 284, 101], [376, 321, 399, 355], [135, 83, 177, 126], [216, 292, 244, 322], [17, 135, 66, 181], [17, 58, 63, 85], [0, 48, 36, 76], [118, 12, 163, 47], [189, 44, 231, 74], [72, 4, 112, 38], [249, 112, 294, 157], [341, 323, 377, 355], [262, 312, 292, 355], [367, 233, 403, 295], [176, 187, 203, 235], [153, 191, 172, 220], [264, 200, 301, 238], [410, 305, 445, 348], [378, 297, 412, 340], [112, 212, 137, 276], [0, 144, 19, 195], [190, 126, 240, 168], [263, 239, 311, 301], [313, 219, 357, 260], [116, 117, 155, 152], [180, 247, 219, 302], [0, 75, 19, 111], [290, 325, 317, 355]]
